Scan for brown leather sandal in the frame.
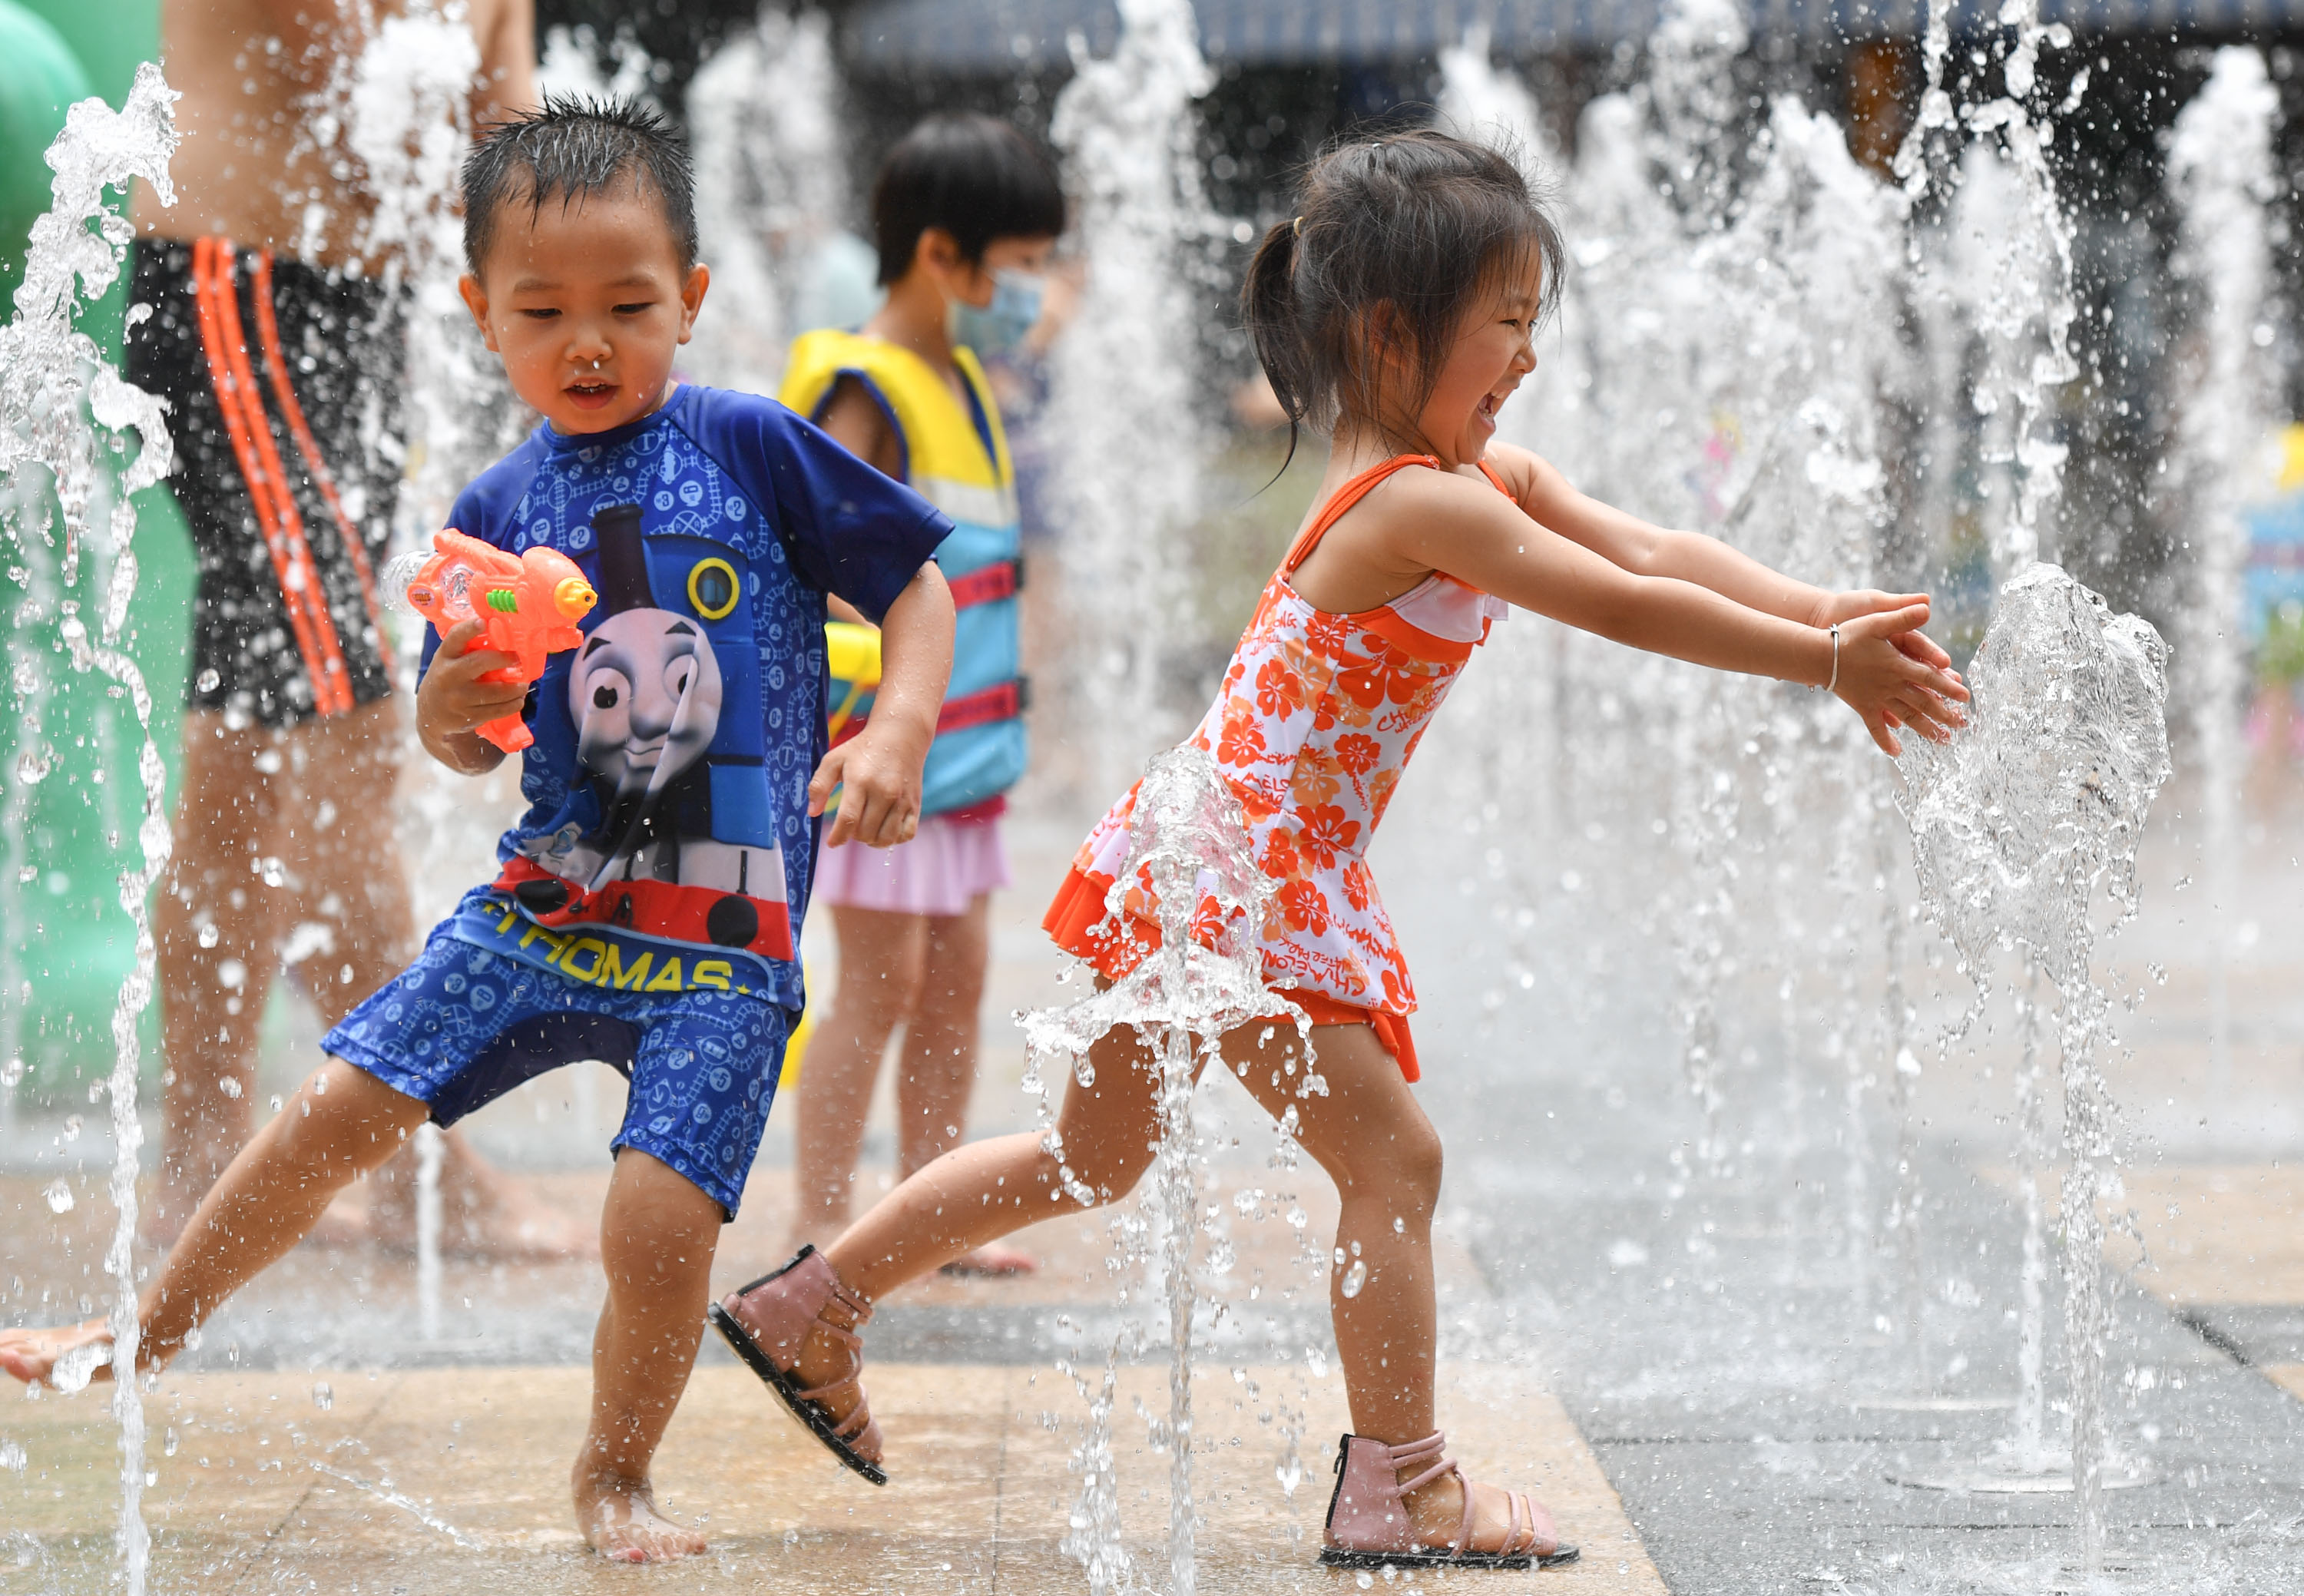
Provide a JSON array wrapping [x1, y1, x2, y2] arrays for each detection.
[[710, 1245, 886, 1485], [1319, 1431, 1579, 1569]]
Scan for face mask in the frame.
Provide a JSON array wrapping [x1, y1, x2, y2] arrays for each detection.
[[951, 267, 1045, 356]]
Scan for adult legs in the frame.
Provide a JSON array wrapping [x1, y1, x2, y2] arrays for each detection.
[[149, 709, 290, 1242], [0, 1059, 431, 1384], [572, 1148, 723, 1562], [790, 905, 926, 1240], [152, 700, 591, 1257], [296, 706, 591, 1259]]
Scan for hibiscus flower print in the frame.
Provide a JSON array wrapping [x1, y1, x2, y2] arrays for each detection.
[[1380, 965, 1411, 1010], [1254, 656, 1305, 718], [1215, 700, 1266, 768], [1190, 892, 1234, 950], [1342, 859, 1372, 912], [1289, 747, 1343, 808], [1293, 803, 1360, 873], [1258, 827, 1300, 880], [1278, 879, 1331, 935], [1303, 609, 1358, 658], [1337, 647, 1426, 712]]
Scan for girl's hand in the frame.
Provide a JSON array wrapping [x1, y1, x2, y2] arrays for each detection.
[[1813, 588, 1959, 673], [415, 618, 523, 773], [1831, 602, 1971, 756], [808, 724, 928, 849]]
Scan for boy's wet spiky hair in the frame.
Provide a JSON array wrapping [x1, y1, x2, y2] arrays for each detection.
[[462, 94, 697, 277]]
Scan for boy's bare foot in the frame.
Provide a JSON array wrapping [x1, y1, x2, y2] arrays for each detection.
[[573, 1471, 707, 1563], [0, 1319, 116, 1392]]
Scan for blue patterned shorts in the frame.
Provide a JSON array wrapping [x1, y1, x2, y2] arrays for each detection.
[[323, 922, 788, 1218]]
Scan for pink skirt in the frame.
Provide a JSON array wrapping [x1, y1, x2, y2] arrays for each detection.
[[813, 812, 1010, 918]]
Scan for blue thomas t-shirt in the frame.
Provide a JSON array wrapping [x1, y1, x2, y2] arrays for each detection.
[[422, 385, 951, 1012]]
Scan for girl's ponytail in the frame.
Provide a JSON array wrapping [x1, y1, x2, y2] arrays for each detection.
[[1240, 217, 1309, 436]]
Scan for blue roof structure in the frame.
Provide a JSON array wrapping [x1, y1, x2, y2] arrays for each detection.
[[843, 0, 2304, 71]]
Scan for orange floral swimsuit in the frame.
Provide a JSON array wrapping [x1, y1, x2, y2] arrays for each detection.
[[1044, 454, 1511, 1081]]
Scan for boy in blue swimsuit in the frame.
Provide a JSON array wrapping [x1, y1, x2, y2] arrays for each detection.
[[0, 98, 958, 1565]]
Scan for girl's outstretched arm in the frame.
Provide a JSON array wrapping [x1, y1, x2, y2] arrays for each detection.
[[1369, 467, 1968, 755], [1486, 443, 1953, 671]]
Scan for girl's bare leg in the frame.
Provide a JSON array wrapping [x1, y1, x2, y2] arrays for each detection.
[[815, 1011, 1166, 1303], [0, 1059, 430, 1385], [812, 1015, 1534, 1553], [571, 1149, 722, 1562], [790, 905, 926, 1240]]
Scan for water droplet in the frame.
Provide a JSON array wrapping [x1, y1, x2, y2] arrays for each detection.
[[12, 747, 50, 784], [0, 1442, 24, 1472], [42, 1179, 73, 1213], [197, 923, 220, 948], [1340, 1258, 1367, 1298], [218, 1078, 242, 1099], [194, 667, 220, 694], [58, 1114, 81, 1141], [216, 959, 247, 990], [312, 1382, 333, 1411], [163, 1428, 178, 1458]]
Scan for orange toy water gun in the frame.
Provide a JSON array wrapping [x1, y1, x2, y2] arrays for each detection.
[[380, 529, 599, 752]]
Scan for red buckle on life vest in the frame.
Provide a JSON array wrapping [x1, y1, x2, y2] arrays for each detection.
[[945, 558, 1021, 610], [831, 677, 1028, 746]]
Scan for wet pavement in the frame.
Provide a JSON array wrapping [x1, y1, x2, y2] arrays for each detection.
[[5, 798, 2303, 1591]]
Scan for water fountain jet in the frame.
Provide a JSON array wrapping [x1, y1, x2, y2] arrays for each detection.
[[0, 60, 180, 1596], [1891, 565, 2172, 1568]]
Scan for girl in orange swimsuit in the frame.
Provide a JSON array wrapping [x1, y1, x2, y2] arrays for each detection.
[[720, 129, 1971, 1569]]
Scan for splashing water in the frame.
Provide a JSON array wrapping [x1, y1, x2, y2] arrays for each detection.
[[335, 3, 515, 537], [2165, 48, 2282, 1112], [687, 5, 852, 393], [1434, 4, 1921, 1308], [415, 1120, 445, 1340], [1893, 565, 2171, 1566], [1022, 745, 1307, 1595], [326, 1, 522, 1290], [309, 1460, 480, 1548], [0, 61, 180, 1596], [1044, 0, 1222, 803]]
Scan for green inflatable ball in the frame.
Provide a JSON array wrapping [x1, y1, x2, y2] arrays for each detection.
[[0, 0, 91, 306]]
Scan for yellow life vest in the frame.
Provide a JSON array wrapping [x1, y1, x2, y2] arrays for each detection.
[[780, 330, 1027, 816]]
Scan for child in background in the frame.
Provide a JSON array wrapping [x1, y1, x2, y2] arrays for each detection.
[[0, 98, 958, 1565], [717, 131, 1969, 1569], [777, 115, 1063, 1276]]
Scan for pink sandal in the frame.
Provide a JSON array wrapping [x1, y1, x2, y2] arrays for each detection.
[[710, 1245, 887, 1485], [1320, 1431, 1579, 1570]]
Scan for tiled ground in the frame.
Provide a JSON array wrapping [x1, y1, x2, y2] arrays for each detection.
[[0, 1361, 1661, 1594]]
